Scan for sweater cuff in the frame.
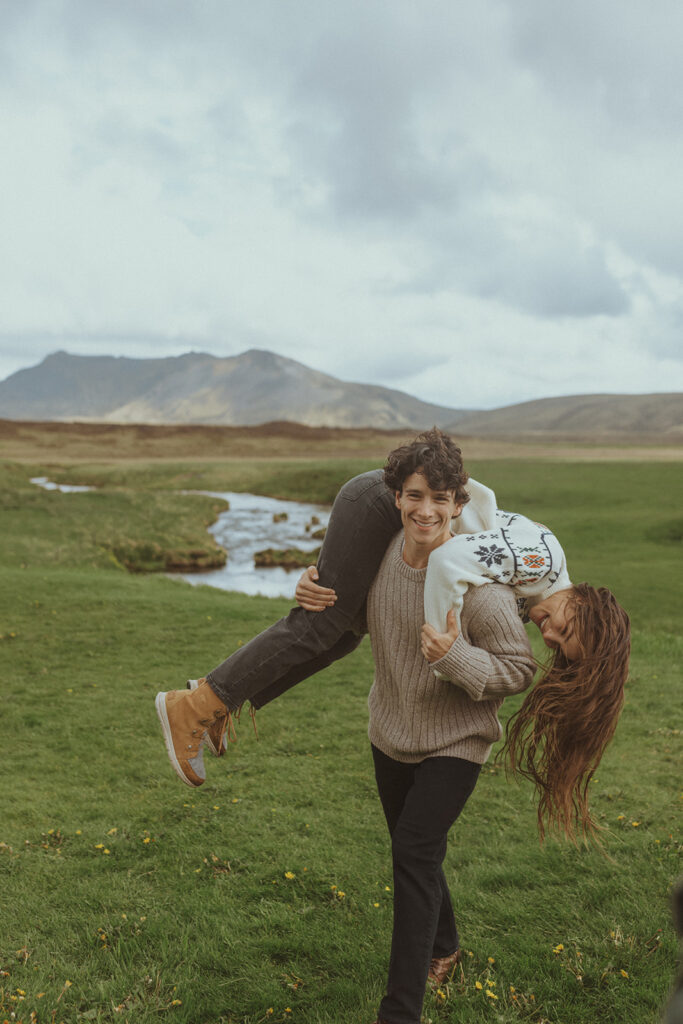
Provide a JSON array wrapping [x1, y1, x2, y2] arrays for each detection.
[[431, 633, 488, 700]]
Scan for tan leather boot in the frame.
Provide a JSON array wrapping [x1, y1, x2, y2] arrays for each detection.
[[186, 678, 228, 756], [155, 680, 228, 787]]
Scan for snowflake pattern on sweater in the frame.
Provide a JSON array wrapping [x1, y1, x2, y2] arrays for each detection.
[[423, 509, 572, 635]]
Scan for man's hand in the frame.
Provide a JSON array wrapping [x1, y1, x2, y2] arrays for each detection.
[[295, 566, 338, 611], [421, 609, 459, 663]]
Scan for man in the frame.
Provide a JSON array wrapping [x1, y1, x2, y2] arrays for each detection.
[[156, 429, 534, 1023], [357, 430, 534, 1023]]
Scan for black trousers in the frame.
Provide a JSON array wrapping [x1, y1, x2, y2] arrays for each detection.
[[372, 745, 481, 1024]]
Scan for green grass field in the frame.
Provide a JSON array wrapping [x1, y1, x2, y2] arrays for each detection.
[[0, 455, 681, 1024]]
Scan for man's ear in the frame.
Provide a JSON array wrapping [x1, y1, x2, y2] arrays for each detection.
[[395, 490, 402, 509], [452, 502, 463, 518]]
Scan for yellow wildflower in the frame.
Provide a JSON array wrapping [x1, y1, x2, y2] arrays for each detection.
[[284, 871, 296, 880], [475, 980, 483, 990], [621, 969, 629, 978], [143, 837, 151, 844], [487, 956, 495, 964], [553, 944, 564, 954], [486, 990, 498, 1000]]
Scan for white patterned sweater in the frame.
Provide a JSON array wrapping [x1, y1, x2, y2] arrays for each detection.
[[424, 509, 572, 635]]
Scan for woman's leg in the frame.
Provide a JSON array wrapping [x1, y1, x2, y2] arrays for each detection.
[[371, 746, 481, 1024], [205, 470, 401, 711]]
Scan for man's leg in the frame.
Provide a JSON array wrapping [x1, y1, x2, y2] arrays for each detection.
[[372, 747, 481, 1024], [205, 470, 401, 710], [371, 748, 460, 960]]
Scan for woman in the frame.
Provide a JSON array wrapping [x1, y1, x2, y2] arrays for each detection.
[[155, 436, 497, 784]]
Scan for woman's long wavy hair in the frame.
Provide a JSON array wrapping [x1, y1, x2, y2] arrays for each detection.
[[501, 583, 631, 843]]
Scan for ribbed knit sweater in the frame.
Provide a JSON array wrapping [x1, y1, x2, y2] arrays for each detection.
[[367, 532, 535, 765]]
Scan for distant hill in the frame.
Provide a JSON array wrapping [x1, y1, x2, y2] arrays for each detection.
[[0, 350, 680, 436], [448, 393, 683, 438], [0, 349, 467, 430]]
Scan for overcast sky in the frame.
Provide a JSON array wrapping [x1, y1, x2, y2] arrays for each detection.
[[1, 0, 682, 410]]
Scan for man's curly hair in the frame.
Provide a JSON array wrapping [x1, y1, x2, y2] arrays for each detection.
[[383, 428, 470, 505]]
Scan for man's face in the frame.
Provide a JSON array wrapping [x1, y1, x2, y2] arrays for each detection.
[[395, 471, 462, 554]]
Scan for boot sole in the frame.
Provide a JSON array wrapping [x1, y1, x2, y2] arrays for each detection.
[[155, 691, 204, 788]]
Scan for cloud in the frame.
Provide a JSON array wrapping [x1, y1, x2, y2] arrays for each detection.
[[0, 0, 681, 403]]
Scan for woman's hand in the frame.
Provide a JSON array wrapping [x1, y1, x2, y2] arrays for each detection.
[[295, 566, 338, 611], [421, 609, 459, 663]]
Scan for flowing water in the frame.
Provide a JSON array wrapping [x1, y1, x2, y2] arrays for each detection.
[[31, 477, 330, 599], [170, 490, 330, 598]]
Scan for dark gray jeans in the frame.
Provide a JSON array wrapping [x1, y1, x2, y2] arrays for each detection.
[[206, 470, 401, 711]]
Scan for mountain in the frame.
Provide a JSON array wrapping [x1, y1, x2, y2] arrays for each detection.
[[1, 350, 680, 435], [0, 349, 467, 429], [447, 393, 683, 437]]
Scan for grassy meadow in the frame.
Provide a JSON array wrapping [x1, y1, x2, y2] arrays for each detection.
[[0, 431, 681, 1024]]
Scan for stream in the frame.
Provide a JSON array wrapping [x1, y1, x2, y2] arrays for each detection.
[[170, 490, 330, 598], [31, 477, 330, 599]]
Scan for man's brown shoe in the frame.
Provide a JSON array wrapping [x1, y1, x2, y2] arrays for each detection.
[[186, 679, 228, 756], [155, 681, 228, 787], [428, 948, 462, 989]]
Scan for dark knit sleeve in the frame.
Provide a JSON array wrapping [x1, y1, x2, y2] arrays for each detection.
[[432, 584, 535, 701]]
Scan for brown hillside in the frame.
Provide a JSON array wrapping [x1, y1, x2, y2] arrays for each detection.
[[1, 419, 681, 463]]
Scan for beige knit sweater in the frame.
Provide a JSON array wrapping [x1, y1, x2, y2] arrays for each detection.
[[367, 532, 536, 765]]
